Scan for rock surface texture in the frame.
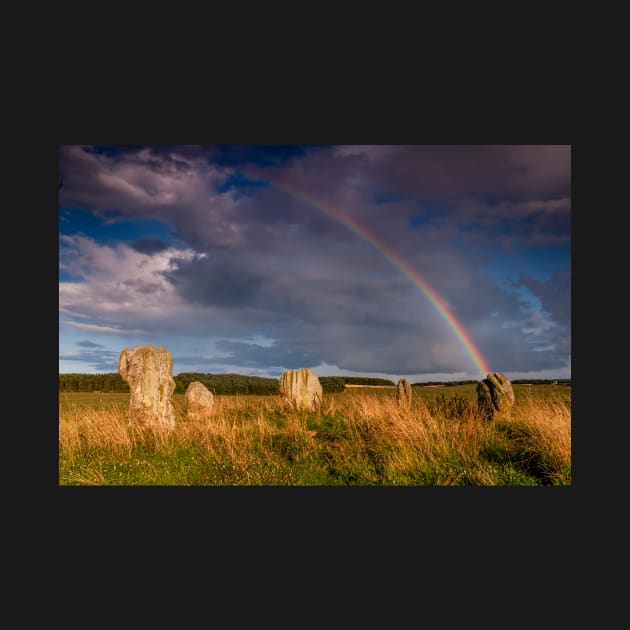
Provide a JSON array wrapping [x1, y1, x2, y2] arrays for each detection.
[[476, 372, 515, 420], [185, 381, 215, 421], [279, 368, 323, 411], [397, 378, 412, 406], [118, 344, 176, 429]]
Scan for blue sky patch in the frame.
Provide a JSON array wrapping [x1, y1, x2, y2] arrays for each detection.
[[60, 207, 176, 246], [410, 214, 431, 228], [214, 145, 313, 167], [217, 172, 270, 197]]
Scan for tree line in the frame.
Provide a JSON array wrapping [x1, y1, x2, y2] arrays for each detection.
[[412, 380, 478, 387], [412, 379, 571, 387], [174, 373, 279, 395], [511, 379, 571, 385], [58, 373, 571, 395], [340, 377, 395, 386], [59, 372, 379, 395], [59, 373, 130, 393]]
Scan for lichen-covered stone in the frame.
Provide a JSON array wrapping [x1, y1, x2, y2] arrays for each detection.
[[476, 381, 494, 419], [279, 368, 323, 411], [476, 372, 515, 420], [185, 381, 215, 421], [397, 378, 412, 406], [118, 344, 176, 429]]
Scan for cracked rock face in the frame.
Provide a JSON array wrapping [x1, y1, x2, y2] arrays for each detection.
[[185, 381, 215, 421], [118, 344, 176, 429], [397, 378, 412, 406], [279, 368, 323, 411], [476, 372, 515, 420]]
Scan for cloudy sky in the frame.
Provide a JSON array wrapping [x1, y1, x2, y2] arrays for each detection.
[[59, 145, 571, 382]]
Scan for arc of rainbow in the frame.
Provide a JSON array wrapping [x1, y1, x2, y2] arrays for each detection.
[[261, 176, 492, 379]]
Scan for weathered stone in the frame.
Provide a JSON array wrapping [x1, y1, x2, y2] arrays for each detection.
[[397, 378, 412, 406], [279, 368, 323, 411], [185, 381, 215, 421], [118, 344, 176, 429], [476, 372, 515, 420]]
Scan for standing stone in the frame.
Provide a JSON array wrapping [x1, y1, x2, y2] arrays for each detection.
[[476, 372, 515, 420], [279, 368, 323, 411], [118, 344, 176, 429], [397, 378, 412, 406], [185, 381, 215, 421]]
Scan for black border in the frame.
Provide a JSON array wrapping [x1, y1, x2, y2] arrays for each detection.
[[44, 94, 585, 586]]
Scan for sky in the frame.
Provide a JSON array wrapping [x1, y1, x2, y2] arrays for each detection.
[[59, 145, 571, 382]]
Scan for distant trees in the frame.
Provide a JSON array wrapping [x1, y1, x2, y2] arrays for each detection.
[[59, 372, 281, 395], [511, 379, 571, 385], [59, 372, 396, 395], [60, 372, 568, 395], [59, 373, 130, 393], [412, 380, 477, 387], [319, 377, 346, 393], [412, 379, 571, 387], [340, 377, 396, 386], [174, 373, 279, 395]]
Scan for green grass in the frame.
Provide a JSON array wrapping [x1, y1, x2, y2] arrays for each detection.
[[59, 386, 571, 486], [58, 384, 570, 410]]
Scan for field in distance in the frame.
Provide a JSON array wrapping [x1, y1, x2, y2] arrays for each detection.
[[59, 384, 570, 413], [59, 384, 571, 487]]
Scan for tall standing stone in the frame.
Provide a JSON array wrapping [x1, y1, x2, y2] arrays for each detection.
[[185, 381, 215, 421], [476, 372, 515, 420], [118, 344, 176, 429], [397, 378, 412, 406], [279, 368, 323, 411]]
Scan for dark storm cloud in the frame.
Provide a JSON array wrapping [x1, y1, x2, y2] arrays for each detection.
[[162, 237, 561, 375], [60, 146, 311, 252], [130, 237, 170, 255], [60, 144, 571, 377], [244, 145, 571, 205], [163, 252, 266, 308], [59, 146, 227, 232], [76, 340, 103, 348], [60, 144, 571, 253], [243, 145, 571, 252], [164, 240, 418, 329], [140, 187, 567, 375], [334, 145, 571, 202]]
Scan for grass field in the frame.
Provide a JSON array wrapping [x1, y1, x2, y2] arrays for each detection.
[[58, 384, 571, 486]]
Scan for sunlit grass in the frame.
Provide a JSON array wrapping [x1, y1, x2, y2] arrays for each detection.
[[59, 386, 571, 486]]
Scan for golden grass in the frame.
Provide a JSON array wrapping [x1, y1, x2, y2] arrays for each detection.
[[504, 392, 571, 483], [59, 389, 571, 485]]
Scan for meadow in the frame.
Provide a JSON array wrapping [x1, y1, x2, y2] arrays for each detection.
[[58, 384, 571, 486]]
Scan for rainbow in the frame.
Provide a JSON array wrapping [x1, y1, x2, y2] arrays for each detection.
[[263, 175, 492, 379]]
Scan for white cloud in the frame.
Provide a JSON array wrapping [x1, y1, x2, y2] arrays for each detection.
[[59, 235, 202, 331], [59, 146, 247, 249], [60, 321, 146, 335], [533, 344, 557, 352], [59, 307, 90, 318], [522, 310, 556, 337]]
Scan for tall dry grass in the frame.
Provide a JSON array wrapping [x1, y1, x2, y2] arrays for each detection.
[[59, 390, 571, 485], [503, 393, 571, 484]]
